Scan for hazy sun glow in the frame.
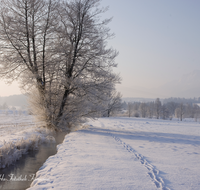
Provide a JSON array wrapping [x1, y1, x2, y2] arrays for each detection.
[[0, 81, 21, 96]]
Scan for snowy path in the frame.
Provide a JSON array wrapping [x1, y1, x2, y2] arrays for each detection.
[[29, 126, 156, 189], [28, 117, 200, 190]]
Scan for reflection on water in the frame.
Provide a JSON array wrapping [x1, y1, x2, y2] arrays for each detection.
[[0, 132, 67, 190]]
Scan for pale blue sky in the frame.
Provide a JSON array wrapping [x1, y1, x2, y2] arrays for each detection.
[[0, 0, 200, 97], [101, 0, 200, 97]]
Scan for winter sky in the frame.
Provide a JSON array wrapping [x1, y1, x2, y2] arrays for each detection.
[[0, 0, 200, 98]]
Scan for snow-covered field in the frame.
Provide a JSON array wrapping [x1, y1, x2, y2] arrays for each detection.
[[27, 117, 200, 190]]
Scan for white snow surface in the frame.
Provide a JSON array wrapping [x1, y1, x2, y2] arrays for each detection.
[[28, 117, 200, 190], [0, 114, 46, 145]]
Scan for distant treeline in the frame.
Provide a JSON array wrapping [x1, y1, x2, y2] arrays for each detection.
[[163, 97, 200, 104], [122, 97, 200, 121], [0, 94, 27, 107]]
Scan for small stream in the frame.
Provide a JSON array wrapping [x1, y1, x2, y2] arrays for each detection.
[[0, 132, 67, 190]]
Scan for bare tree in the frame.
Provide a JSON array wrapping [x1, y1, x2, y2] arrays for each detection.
[[179, 103, 185, 121], [127, 102, 133, 117], [147, 102, 154, 118], [121, 101, 127, 110], [103, 90, 122, 117], [160, 104, 169, 120], [175, 103, 185, 121], [0, 0, 120, 131], [165, 101, 179, 119], [175, 108, 181, 120], [139, 102, 147, 118], [193, 104, 200, 122], [0, 0, 57, 91], [132, 102, 140, 117], [0, 0, 59, 128]]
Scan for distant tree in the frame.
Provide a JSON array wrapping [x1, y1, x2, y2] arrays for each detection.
[[193, 104, 200, 122], [160, 104, 169, 120], [175, 103, 185, 121], [163, 97, 199, 104], [165, 101, 179, 118], [103, 91, 122, 117], [147, 102, 154, 118], [175, 108, 181, 120], [139, 102, 147, 118], [121, 101, 127, 110], [185, 103, 195, 118], [132, 102, 140, 117], [127, 102, 133, 117], [179, 103, 185, 121], [155, 98, 161, 119]]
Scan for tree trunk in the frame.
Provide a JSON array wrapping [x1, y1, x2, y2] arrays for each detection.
[[56, 88, 70, 126], [108, 110, 110, 117]]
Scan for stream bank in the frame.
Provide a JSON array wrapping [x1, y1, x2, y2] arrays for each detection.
[[0, 132, 67, 190]]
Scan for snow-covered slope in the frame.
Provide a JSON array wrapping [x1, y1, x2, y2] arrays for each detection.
[[28, 117, 200, 190]]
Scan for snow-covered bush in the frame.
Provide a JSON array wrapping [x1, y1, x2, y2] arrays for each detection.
[[0, 133, 56, 169]]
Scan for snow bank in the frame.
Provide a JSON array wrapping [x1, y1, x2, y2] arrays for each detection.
[[0, 132, 55, 169], [0, 114, 56, 169]]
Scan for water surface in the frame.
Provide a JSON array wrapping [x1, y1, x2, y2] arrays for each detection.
[[0, 132, 67, 190]]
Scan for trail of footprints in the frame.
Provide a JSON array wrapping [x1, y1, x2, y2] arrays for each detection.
[[112, 135, 170, 190]]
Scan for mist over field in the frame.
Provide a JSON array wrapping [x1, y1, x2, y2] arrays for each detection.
[[0, 95, 27, 107]]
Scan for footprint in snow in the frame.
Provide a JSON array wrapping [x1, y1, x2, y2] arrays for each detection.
[[111, 134, 171, 190]]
